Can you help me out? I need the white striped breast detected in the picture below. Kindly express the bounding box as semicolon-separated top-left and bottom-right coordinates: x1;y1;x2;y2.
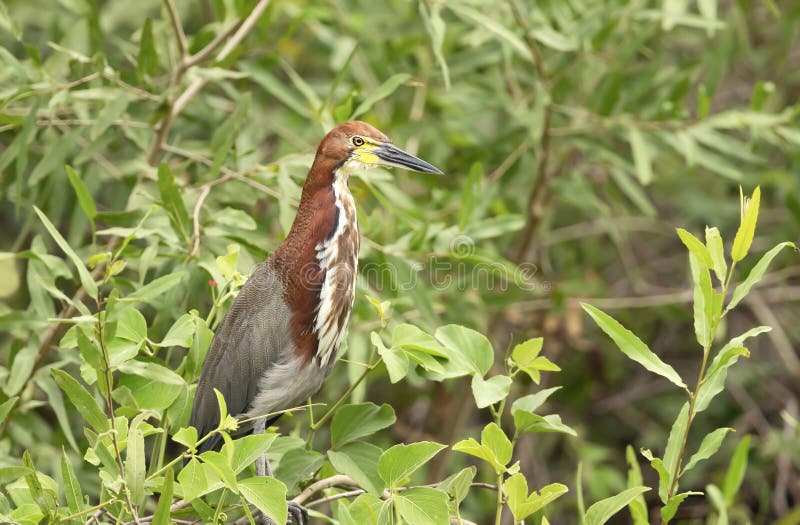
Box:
313;168;359;366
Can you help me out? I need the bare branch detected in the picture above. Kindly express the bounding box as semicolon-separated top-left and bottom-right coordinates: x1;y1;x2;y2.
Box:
292;475;360;504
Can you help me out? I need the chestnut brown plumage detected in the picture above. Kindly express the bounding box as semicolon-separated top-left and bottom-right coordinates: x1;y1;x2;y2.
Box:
189;121;442;525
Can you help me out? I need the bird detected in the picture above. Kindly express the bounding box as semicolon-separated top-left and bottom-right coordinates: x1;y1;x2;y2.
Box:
189;120;443;524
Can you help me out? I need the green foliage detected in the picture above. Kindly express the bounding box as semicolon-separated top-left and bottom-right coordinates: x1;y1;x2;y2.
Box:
584;187;794;523
1;0;798;523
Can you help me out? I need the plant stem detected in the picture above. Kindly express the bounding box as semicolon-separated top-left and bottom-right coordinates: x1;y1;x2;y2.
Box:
95;304;140;524
495;471;504;525
212;488;228;524
664;261;738;506
62;498;118;520
310;351;377;431
239;495;256;525
493;394;509;525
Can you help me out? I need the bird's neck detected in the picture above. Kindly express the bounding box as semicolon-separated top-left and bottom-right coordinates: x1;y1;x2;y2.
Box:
272;161;360;365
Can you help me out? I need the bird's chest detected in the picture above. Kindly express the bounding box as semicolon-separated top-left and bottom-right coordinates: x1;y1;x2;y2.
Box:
313;179;359;366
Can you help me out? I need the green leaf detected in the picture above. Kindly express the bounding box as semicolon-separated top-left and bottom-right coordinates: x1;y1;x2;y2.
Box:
178;458;213;502
453;424;511;475
511;337;561;383
628;127;653;185
274;448;324;495
239;476;287;525
512;412;578;437
641;449;670;504
683;428;733;474
199;451;238;492
351;73;411;119
663;403;690;489
328;442;385;495
36;375;79;452
137;18;160;76
5;345;35;396
434;324;494;375
209;94;251;179
118;360;185;386
661;491;702;523
584;486;650;525
470;374;512;409
582;303;685;388
395;487;449;525
531;26;578;51
722;435;750;505
392;324;448;358
21;450;48;515
731;186;760;262
505;474;568;522
695;326;770;412
373;332;409;383
689;253;714;347
419;1;450;90
331;403;396;448
61;450;84;514
157;313;195;348
677;228;714;269
449;4;530;59
706;484;728;525
123;271;184;304
33;206;97;299
65;166;97;221
173;427;198;451
0;396;17;426
705;226;727;283
511;386;562;415
726;242;796;312
225;433;277;475
152;467;174;525
625;446;649;525
245;65;311;118
114;307;147;344
482;422;512;466
157;164;191;243
437;466;475;511
125;420;146;502
378;441;445;489
51;369;109;432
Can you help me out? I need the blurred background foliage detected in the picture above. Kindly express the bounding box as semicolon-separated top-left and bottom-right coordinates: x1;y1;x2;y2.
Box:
0;0;798;522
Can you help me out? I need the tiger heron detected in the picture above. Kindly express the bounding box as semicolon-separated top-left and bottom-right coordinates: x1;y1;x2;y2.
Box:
189;121;443;524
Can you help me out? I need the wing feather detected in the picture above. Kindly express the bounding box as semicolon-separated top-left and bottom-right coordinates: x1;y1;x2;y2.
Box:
189;263;291;451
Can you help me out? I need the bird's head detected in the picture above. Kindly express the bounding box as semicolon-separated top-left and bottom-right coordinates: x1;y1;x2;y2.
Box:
315;120;443;177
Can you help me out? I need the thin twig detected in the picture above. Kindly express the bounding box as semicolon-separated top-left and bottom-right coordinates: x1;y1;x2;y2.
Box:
163;0;188;62
191;185;212;257
292;475;359;504
183;20;243;70
161;143;288;202
488;137;532;181
305;489;365;508
506;0;556;263
96;309;140;524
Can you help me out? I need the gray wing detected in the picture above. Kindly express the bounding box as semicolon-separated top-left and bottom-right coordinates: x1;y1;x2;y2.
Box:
190;263;292;450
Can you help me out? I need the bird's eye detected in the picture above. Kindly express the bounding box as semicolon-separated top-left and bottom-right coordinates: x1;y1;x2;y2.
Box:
351;136;365;147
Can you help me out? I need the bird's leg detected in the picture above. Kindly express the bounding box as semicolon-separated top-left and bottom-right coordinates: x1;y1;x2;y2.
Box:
252;419;307;525
253;418;275;477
